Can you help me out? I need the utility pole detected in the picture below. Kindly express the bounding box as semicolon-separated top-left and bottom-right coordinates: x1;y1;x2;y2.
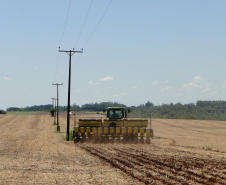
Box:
52;83;63;131
50;97;56;123
54;98;57;123
51;97;55;108
59;48;83;141
54;98;57;116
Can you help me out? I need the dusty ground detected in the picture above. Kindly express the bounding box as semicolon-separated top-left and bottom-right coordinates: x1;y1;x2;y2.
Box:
0;114;226;184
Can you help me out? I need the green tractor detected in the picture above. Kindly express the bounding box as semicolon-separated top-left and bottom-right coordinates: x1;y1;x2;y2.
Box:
74;107;153;144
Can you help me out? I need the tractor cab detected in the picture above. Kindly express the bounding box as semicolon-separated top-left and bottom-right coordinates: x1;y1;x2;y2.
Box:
103;107;130;120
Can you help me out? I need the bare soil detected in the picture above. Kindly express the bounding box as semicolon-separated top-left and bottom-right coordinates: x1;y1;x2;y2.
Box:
0;114;225;184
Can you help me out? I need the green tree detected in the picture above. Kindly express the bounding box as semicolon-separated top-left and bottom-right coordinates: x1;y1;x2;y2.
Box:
0;110;6;114
145;101;154;107
50;108;55;117
72;103;80;112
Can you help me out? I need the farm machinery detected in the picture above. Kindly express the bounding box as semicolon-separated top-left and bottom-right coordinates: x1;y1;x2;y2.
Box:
73;107;153;144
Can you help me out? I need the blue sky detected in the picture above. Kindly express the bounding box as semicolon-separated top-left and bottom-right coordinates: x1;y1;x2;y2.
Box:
1;0;226;110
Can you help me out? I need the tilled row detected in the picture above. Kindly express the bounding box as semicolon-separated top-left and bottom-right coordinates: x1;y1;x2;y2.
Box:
79;144;226;184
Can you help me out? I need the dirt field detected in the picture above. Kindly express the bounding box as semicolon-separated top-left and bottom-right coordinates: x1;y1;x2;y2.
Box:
0;114;226;184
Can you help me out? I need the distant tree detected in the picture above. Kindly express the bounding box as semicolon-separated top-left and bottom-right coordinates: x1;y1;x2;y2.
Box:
7;107;21;111
7;104;53;112
50;108;55;117
0;110;6;114
81;102;126;111
72;103;80;112
138;104;145;108
145;101;154;107
5;100;226;121
196;100;226;109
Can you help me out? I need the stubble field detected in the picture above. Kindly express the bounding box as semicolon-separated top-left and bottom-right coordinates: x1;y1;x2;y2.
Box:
0;114;225;184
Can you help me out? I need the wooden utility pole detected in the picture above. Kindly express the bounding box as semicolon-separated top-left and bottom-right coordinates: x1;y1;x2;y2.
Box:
52;83;63;131
58;48;83;141
54;98;57;123
50;97;56;123
51;98;55;108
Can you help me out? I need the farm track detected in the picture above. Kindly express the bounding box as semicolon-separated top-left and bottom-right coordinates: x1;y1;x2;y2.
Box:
79;143;226;185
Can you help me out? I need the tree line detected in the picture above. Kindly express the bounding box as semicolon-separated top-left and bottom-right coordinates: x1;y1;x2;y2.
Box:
129;101;226;121
5;100;226;121
6;102;126;112
6;104;53;112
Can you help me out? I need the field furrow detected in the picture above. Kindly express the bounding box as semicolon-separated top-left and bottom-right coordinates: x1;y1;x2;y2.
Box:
80;143;226;184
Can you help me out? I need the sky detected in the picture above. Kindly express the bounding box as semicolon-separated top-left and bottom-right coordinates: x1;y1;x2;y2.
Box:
1;0;226;110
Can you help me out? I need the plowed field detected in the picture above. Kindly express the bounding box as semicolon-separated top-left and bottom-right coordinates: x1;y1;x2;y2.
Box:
0;114;226;184
80;144;226;184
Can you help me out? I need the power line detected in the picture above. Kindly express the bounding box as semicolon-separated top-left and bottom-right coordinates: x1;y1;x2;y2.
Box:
71;54;81;77
59;0;72;47
82;0;113;48
56;0;112;83
53;52;60;82
70;0;113;82
54;0;72;84
74;0;94;49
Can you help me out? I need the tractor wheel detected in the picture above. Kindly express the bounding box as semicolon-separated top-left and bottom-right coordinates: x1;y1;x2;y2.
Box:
74;134;80;143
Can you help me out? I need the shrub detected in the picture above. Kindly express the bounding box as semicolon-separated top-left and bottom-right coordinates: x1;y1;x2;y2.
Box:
50;108;55;117
63;130;74;141
0;110;6;114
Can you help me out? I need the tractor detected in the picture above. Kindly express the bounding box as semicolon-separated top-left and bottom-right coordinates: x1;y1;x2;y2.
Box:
73;107;153;144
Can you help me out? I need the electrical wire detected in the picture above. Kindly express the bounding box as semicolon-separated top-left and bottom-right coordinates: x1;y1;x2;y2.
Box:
57;0;113;83
53;52;60;82
59;0;72;47
53;0;71;83
74;0;93;49
65;0;113;87
60;62;69;82
71;0;113;79
82;0;113;48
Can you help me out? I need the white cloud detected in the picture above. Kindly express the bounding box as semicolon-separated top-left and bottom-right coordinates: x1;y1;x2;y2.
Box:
202;87;211;92
210;91;217;96
150;81;158;86
193;76;203;83
89;76;114;85
88;81;100;85
183;82;199;89
99;76;114;82
222;81;226;88
131;86;136;89
160;86;171;91
182;76;203;89
4;77;12;81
